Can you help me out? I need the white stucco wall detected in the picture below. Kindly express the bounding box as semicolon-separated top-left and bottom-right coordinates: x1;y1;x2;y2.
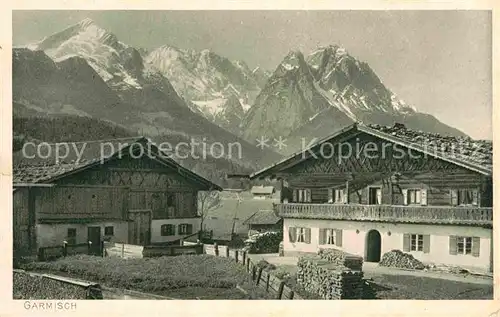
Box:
283;218;492;271
36;221;129;247
151;218;201;243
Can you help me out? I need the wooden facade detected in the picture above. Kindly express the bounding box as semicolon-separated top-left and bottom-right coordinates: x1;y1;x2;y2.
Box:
13;137;221;255
246;123;493;225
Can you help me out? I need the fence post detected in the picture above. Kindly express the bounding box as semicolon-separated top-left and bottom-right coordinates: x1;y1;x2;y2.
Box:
242;251;246;265
225;247;230;257
121;243;125;258
62;241;68;257
246;257;250;272
289;291;295;299
252;265;257;281
100;241;105;257
214;243;219;256
266;274;270;291
235;250;239;263
37;248;45;262
277;281;285;299
256;267;263;285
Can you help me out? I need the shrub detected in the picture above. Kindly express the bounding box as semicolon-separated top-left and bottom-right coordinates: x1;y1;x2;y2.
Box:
245;231;282;254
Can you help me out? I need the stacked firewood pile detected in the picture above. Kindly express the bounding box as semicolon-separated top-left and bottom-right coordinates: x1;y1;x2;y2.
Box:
379;250;425;270
297;255;364;299
317;248;363;271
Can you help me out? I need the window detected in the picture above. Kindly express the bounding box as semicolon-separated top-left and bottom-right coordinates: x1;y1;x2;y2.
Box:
288;227;311;244
67;228;77;245
407;189;421;205
293;189;311;203
104;226;114;236
167;193;176;207
319;228;343;246
410;234;423;251
328;188;346;204
403;233;430;253
178;223;193;235
450;236;479;256
368;187;382;205
457;237;472;255
161;224;175;236
297;228;306;242
326;229;336;245
402;188;427;206
454;189;479;206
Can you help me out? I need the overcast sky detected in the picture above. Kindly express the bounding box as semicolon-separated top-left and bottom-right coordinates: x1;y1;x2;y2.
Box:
13;10;492;139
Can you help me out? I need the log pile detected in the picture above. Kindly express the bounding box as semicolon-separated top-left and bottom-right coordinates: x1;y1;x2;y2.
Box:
379;250;425;270
317;248;363;271
297;255;364;299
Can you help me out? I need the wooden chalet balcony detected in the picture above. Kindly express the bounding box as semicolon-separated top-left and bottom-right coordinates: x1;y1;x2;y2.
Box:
275;203;493;226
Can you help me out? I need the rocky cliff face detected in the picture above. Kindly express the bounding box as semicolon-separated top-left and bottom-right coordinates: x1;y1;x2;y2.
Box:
242;45;467;154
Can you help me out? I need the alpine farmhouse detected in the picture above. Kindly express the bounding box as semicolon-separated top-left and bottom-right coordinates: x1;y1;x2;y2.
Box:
248;123;493;272
13;137;221;257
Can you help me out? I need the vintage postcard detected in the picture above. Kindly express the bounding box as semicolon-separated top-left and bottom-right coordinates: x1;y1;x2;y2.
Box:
1;2;499;317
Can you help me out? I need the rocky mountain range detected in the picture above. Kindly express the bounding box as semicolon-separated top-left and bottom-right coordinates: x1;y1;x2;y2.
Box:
14;18;469;168
242;46;467;154
13;18;281;181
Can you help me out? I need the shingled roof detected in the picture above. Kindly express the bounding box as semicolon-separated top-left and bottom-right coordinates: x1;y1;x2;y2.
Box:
250;186;275;195
249;122;492;179
13;136;222;190
243;209;282;225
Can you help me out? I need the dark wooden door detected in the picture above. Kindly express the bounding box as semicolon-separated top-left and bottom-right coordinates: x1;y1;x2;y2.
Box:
87;227;102;256
128;210;151;246
366;230;381;262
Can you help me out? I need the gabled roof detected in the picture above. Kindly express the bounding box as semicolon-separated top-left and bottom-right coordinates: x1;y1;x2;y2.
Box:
249;123;492;179
250;186;275;195
243;209;281;225
13;136;222;190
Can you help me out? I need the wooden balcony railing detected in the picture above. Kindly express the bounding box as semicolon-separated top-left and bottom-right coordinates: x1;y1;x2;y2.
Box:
274;203;493;226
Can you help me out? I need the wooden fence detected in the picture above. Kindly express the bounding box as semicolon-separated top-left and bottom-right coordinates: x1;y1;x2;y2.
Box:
103;242;204;259
38;242;98;261
203;243;301;300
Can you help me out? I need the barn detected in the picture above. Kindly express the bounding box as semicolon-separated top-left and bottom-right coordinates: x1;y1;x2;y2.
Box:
13;137;221;257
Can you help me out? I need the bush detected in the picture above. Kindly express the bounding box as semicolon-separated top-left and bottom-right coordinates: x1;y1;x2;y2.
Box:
245;231;282;254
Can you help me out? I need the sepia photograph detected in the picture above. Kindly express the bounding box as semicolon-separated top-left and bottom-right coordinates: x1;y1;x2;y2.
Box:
10;9;493;303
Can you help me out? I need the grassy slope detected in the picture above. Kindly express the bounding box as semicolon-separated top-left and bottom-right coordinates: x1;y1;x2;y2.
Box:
21;255;270;299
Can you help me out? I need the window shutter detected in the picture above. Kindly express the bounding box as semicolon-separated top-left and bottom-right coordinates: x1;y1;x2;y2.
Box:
319;228;325;244
288;227;297;242
178;224;183;234
187;224;193;235
335;229;343;247
472;189;479;206
402;189;408;205
472;237;480;257
423;234;430;253
450;189;458;206
305;228;311;244
420;189;428;206
328;189;333;203
376;188;382;204
403;233;410;252
306;189;312;202
449;236;458;255
293;190;297;203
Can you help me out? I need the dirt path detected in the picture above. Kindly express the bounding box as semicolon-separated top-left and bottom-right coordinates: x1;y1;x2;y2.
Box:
363;262;493;285
248;253;493;285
